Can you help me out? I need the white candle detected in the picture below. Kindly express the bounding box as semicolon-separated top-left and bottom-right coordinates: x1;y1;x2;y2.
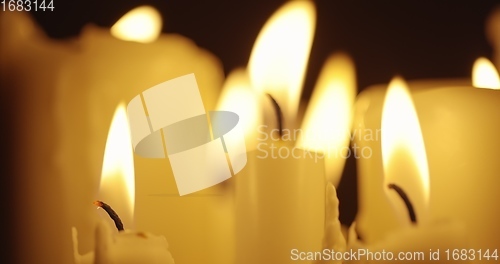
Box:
73;220;175;264
0;7;224;263
73;103;176;264
58;7;224;263
223;2;331;263
354;59;500;249
353;78;470;243
0;11;75;264
347;77;469;264
234;146;325;264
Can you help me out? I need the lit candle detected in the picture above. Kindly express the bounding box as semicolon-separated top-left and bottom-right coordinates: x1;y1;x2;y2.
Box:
225;2;327;263
72;104;175;264
83;9;225;264
354;61;500;250
347;77;468;264
60;6;224;263
0;7;224;263
127;73;248;264
353;77;469;243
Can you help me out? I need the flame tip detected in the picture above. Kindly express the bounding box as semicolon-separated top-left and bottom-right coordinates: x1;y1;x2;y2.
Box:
248;0;316;120
472;57;500;89
111;5;162;43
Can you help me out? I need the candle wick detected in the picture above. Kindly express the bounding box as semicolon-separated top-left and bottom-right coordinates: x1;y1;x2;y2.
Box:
387;184;417;224
266;93;283;138
94;200;124;231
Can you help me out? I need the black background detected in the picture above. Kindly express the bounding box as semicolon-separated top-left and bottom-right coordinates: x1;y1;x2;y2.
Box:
30;0;499;93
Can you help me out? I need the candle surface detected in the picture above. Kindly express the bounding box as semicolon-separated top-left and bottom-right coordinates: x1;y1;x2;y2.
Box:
0;8;224;264
73;221;175;264
235;145;325;264
354;74;500;249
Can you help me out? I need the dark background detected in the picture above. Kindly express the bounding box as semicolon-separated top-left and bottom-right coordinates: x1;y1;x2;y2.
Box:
28;0;498;227
30;0;499;92
1;0;494;262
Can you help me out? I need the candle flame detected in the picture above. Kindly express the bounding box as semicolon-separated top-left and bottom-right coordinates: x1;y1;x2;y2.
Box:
248;0;315;124
297;53;357;184
111;6;162;43
99;103;135;227
216;69;262;150
381;77;429;220
472;57;500;89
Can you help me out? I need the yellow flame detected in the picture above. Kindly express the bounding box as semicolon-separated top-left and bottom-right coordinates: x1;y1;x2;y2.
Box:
472;57;500;89
99;103;135;226
111;6;162;43
216;69;262;150
297;54;356;184
381;77;430;208
248;0;315;124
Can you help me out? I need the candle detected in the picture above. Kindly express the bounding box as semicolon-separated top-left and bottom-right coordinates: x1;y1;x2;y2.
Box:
216;1;329;263
411;60;500;250
353;78;469;243
57;7;224;264
0;11;75;264
73;220;175;264
354;60;500;249
127;73;249;264
72;104;175;264
234;147;325;264
0;7;224;263
346;77;468;264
